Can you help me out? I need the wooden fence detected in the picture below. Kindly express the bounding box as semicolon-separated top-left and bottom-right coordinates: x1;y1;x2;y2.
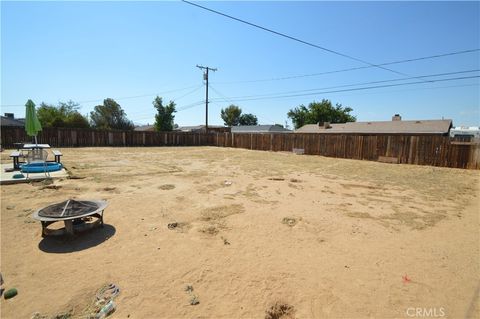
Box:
1;126;479;169
0;127;214;148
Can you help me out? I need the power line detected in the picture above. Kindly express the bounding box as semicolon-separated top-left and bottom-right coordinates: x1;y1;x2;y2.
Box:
211;49;480;85
123;86;205;120
0;84;201;108
208;84;277;124
130;100;205;122
210;69;480;101
171;85;204;102
210;75;480;103
182;0;421;78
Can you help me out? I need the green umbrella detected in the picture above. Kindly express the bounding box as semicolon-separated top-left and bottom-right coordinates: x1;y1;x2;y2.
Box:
25;99;42;145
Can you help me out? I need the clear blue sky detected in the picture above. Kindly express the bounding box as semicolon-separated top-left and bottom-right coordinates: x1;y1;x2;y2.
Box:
2;1;479;127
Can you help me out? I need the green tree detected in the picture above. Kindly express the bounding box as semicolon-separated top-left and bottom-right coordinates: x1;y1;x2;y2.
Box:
153;96;176;131
287;99;356;129
37;100;89;128
90;98;134;130
239;113;258;126
220;105;242;126
66;112;90;128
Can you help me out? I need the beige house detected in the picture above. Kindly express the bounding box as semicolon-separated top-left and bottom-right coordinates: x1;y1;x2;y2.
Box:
295;114;452;135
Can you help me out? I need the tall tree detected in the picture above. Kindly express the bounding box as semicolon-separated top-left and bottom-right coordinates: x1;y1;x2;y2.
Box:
239;113;258;126
90;98;134;130
287;99;356;129
37;100;89;128
220;105;242;126
153;96;176;131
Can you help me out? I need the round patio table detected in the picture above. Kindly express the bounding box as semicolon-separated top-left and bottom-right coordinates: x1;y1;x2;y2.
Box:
32;199;108;237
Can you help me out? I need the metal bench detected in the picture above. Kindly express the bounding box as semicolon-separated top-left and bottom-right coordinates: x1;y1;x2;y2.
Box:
9;151;22;169
52;150;63;164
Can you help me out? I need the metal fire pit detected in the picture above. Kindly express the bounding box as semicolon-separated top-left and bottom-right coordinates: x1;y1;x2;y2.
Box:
32;199;108;237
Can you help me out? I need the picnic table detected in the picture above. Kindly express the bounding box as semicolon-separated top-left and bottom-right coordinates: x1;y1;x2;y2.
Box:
9;144;63;170
22;144;51;149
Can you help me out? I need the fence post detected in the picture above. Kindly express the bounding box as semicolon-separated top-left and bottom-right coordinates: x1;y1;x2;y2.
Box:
108;132;113;145
122;132;126;146
71;130;77;147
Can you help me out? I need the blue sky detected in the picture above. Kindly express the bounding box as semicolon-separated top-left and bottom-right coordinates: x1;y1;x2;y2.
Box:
1;1;479;127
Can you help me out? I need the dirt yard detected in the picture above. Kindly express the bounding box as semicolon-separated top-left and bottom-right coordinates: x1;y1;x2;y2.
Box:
1;147;479;318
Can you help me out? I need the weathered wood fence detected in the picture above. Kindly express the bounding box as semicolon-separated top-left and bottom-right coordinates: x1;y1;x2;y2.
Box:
1;127;479;169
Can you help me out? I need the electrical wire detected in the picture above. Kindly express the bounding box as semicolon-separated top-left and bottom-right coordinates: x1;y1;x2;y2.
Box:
208;84;277;124
0;84;201;108
211;49;480;85
182;0;427;79
210;69;480;101
209;75;480;103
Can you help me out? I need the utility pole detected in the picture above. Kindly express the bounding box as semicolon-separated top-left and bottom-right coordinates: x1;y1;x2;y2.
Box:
196;65;217;133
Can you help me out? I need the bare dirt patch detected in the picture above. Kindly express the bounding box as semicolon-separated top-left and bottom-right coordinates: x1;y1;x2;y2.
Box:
1;147;478;319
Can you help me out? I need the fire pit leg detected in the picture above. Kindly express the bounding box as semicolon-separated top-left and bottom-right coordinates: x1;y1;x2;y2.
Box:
41;221;47;237
64;220;75;236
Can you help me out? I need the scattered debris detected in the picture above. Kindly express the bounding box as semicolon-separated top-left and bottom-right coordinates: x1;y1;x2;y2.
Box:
289;178;301;183
292;148;305;155
103;187;116;191
189;295;200;305
6;205;15;210
224;180;233;186
68;175;86;180
402;274;412;284
159;184;175;190
96;283;120;302
4;288;18;299
282;217;298;227
268;177;285;181
199;225;219;235
40;185;62;190
168;222;178;230
184;285;199;305
221;236;231;245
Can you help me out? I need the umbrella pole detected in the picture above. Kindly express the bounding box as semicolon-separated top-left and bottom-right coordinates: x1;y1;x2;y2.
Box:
35;136;38;146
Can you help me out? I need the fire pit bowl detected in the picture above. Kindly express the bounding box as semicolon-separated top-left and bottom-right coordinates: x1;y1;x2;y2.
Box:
32;199;108;237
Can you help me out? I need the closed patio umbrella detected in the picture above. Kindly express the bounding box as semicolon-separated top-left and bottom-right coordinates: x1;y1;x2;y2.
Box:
25;99;42;145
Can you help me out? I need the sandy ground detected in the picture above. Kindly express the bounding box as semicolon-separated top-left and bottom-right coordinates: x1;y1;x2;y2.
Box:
0;146;479;319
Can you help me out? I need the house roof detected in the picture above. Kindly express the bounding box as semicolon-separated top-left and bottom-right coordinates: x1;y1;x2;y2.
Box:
0;116;25;127
231;125;292;133
295;119;452;134
176;125;226;132
134;125;155;131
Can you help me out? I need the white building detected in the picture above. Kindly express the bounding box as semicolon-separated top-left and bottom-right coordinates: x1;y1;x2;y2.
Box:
449;126;480;139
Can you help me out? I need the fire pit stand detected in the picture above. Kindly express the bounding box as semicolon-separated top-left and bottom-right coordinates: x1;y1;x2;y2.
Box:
32;199;108;237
